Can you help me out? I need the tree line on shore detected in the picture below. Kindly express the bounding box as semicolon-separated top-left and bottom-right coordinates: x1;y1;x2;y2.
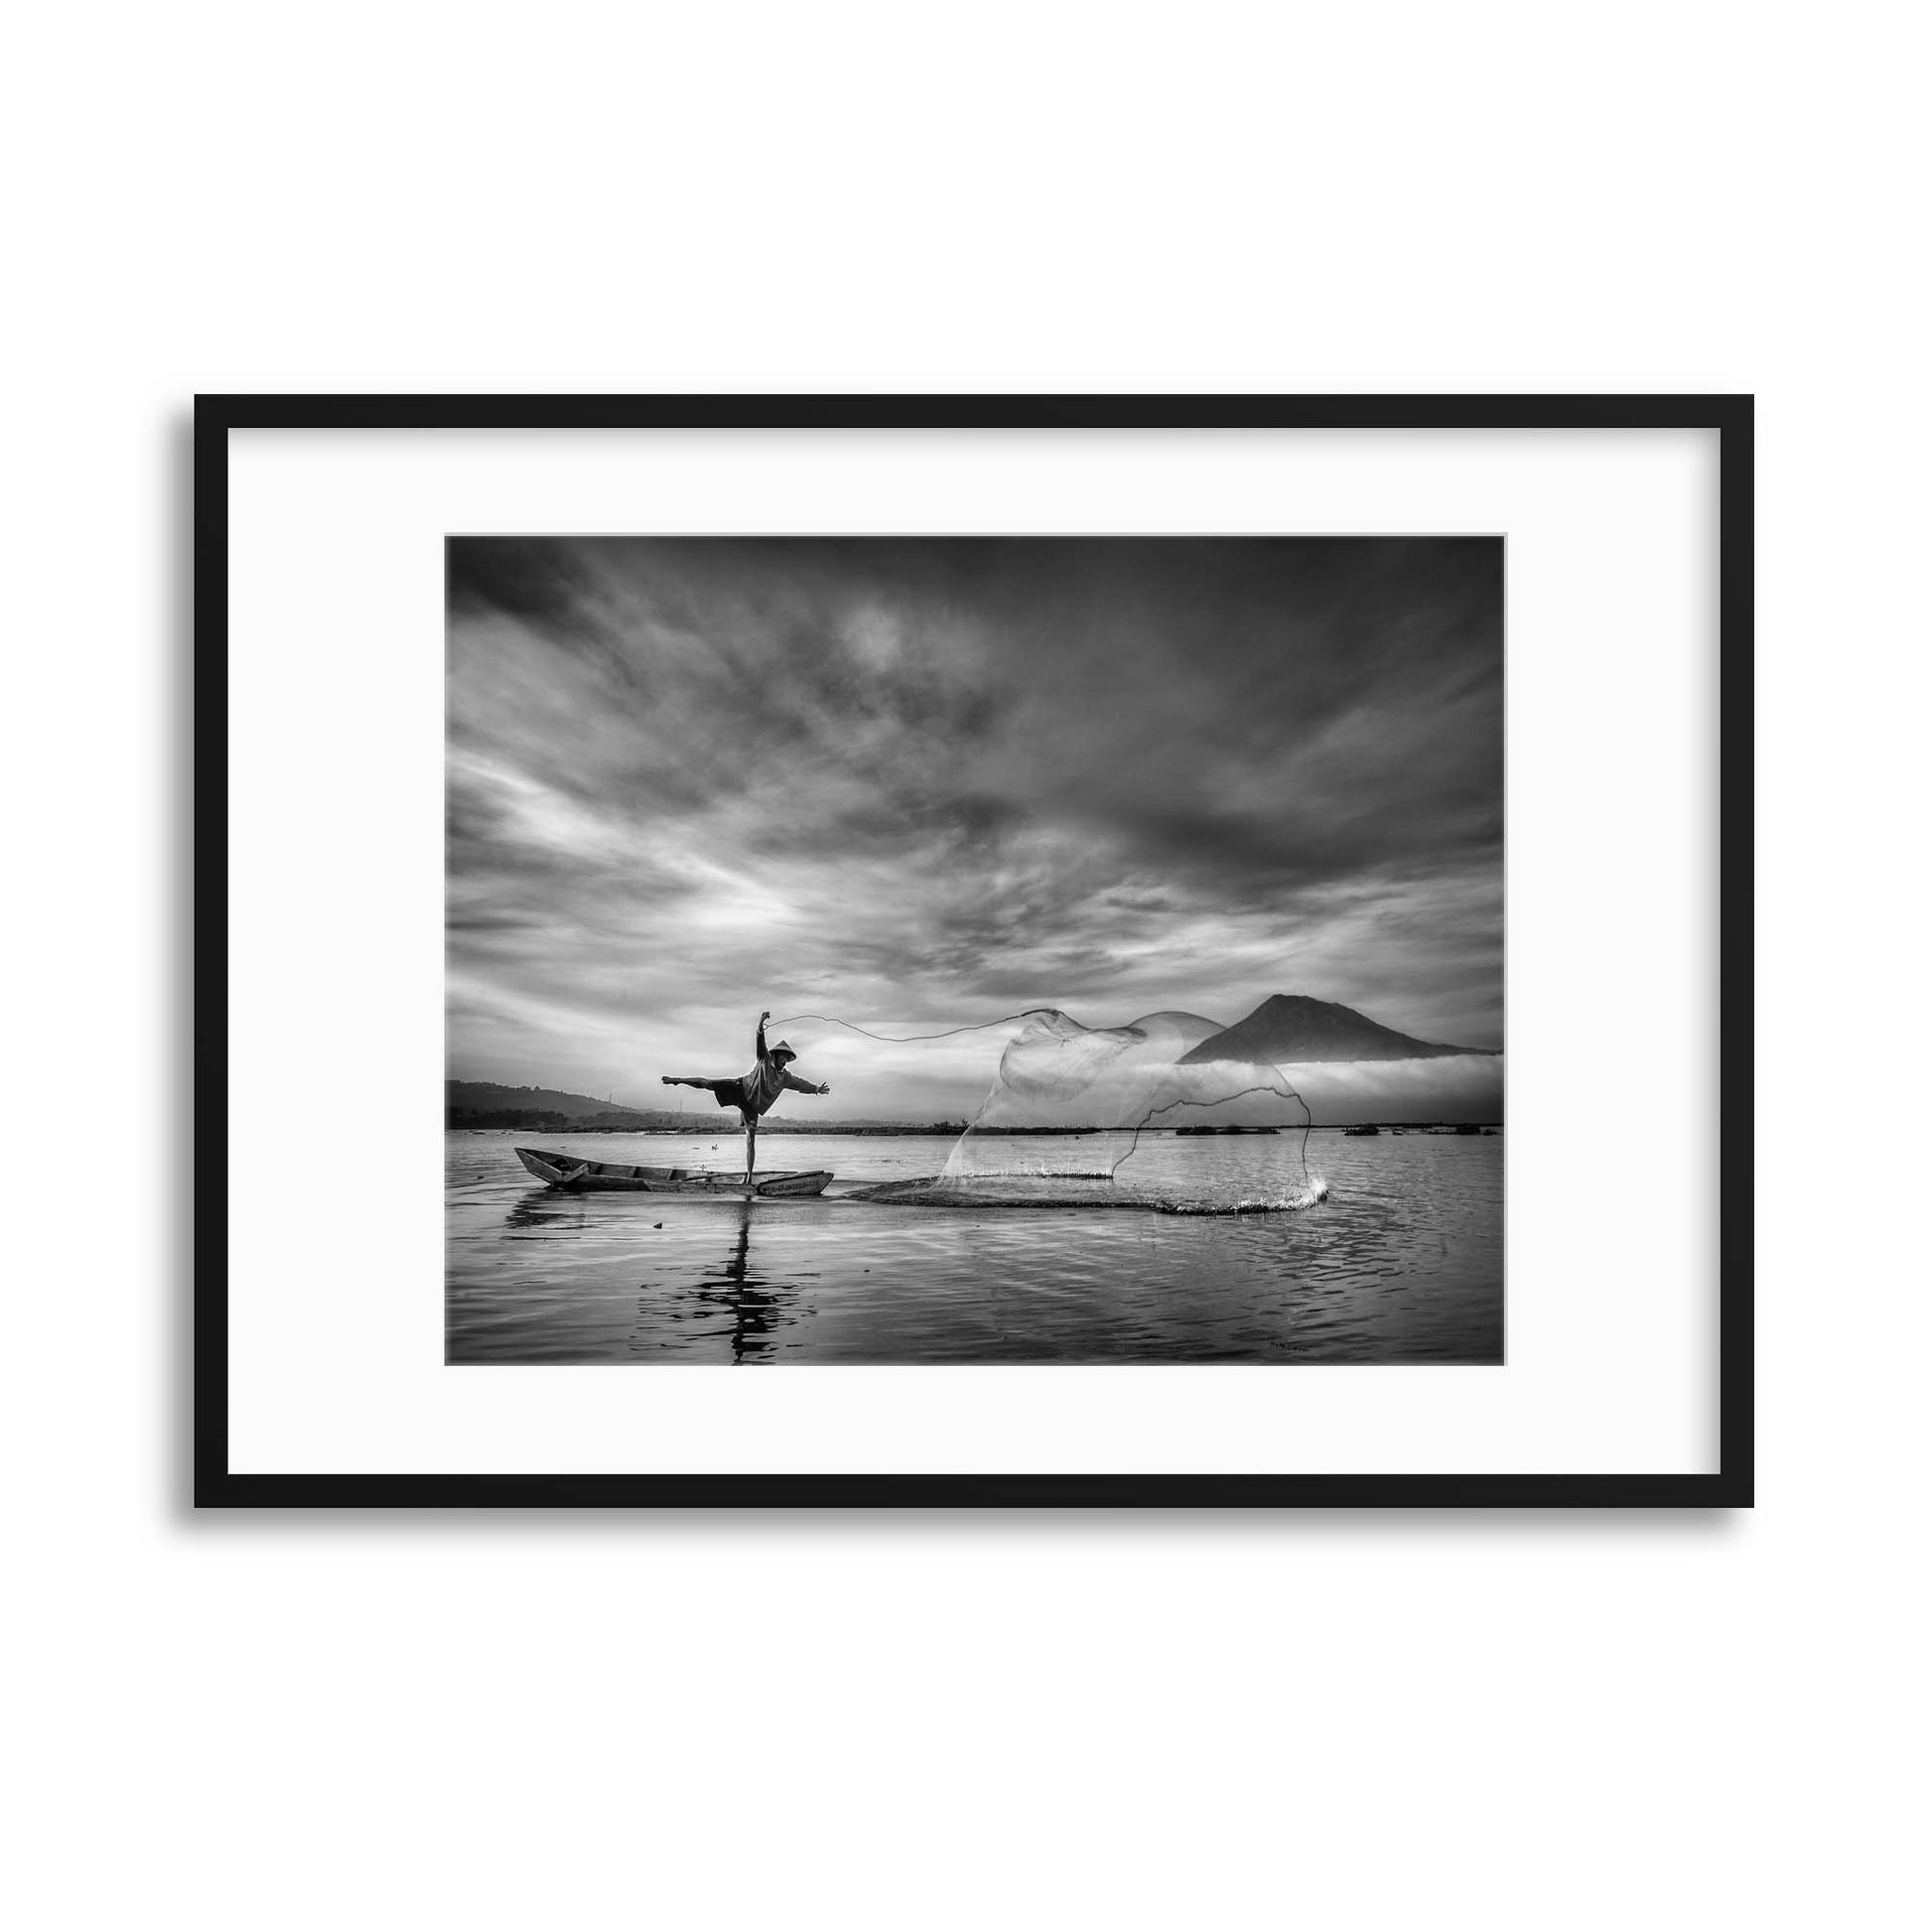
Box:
448;1105;985;1136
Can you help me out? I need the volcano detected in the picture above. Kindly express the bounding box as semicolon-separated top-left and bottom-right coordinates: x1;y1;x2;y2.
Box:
1176;994;1495;1065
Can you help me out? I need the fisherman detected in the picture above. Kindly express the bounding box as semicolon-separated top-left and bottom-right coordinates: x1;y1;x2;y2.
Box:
661;1012;832;1183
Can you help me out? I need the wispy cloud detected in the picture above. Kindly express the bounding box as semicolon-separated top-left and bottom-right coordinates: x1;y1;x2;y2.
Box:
448;538;1502;1105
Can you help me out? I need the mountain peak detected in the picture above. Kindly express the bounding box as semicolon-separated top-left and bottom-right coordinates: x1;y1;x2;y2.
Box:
1176;994;1491;1065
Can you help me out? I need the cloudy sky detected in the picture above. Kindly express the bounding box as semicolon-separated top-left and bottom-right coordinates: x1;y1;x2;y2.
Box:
448;537;1502;1114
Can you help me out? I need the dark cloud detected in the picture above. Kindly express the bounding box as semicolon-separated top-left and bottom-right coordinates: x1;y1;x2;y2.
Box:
447;537;1502;1099
447;536;587;623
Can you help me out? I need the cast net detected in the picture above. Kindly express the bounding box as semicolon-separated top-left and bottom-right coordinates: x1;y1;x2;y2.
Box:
768;1008;1327;1213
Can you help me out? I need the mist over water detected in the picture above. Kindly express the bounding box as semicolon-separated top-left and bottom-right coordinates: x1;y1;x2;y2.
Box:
446;1128;1502;1364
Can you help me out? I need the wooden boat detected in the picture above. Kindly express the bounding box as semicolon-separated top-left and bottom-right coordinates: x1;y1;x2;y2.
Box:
514;1147;833;1196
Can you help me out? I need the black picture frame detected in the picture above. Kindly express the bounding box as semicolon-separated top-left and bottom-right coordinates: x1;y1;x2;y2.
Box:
195;393;1751;1508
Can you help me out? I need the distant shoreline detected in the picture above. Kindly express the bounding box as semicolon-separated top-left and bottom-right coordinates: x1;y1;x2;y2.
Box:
450;1118;1502;1136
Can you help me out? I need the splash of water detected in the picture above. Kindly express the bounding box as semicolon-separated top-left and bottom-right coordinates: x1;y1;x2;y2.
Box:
773;1006;1322;1208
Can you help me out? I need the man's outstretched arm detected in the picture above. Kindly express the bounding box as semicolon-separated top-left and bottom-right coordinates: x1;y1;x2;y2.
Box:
756;1009;771;1061
780;1069;831;1096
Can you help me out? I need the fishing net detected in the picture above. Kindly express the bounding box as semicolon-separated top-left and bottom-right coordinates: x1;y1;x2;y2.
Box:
769;1008;1327;1213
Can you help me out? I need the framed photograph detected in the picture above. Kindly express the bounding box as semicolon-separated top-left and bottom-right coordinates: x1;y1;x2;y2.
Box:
198;395;1749;1507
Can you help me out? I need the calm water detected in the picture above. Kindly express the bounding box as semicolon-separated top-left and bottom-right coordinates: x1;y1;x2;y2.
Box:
446;1129;1503;1364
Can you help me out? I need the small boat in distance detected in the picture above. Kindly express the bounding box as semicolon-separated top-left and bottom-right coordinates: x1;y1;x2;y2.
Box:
1343;1124;1381;1137
514;1148;833;1196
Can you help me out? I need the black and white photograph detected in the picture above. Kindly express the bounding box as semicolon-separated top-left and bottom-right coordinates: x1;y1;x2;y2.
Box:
35;0;1932;1912
446;535;1504;1364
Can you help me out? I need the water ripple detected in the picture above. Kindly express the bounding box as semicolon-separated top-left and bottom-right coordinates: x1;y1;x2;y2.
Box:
445;1129;1502;1364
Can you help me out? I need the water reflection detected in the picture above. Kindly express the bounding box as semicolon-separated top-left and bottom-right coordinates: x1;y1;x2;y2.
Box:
504;1189;589;1233
450;1134;1504;1365
634;1205;810;1363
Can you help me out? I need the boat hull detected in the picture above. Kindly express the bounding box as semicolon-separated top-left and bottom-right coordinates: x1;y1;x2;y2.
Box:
514;1147;832;1196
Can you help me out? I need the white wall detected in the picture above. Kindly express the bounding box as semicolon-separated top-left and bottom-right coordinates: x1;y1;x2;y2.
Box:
5;6;1924;1927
